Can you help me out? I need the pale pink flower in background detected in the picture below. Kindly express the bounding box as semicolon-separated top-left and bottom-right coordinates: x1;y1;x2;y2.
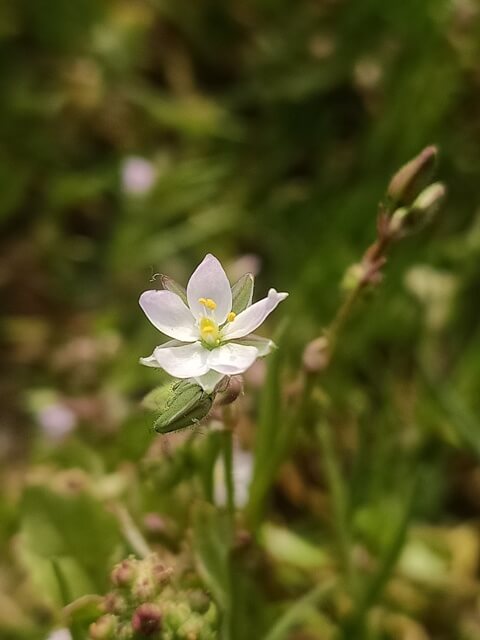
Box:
46;629;72;640
139;254;288;392
37;402;77;441
121;156;156;196
227;253;261;281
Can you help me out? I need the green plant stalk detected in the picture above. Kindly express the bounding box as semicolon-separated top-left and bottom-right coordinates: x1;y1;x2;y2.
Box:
344;476;417;638
222;405;236;521
262;578;337;640
316;422;353;588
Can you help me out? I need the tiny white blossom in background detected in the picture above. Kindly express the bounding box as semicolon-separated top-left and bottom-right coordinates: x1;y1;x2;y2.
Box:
46;629;72;640
139;254;288;392
121;156;156;196
36;402;77;441
214;446;253;508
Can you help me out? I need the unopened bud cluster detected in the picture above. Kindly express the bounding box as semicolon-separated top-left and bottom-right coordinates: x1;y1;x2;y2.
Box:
88;554;217;639
387;146;446;238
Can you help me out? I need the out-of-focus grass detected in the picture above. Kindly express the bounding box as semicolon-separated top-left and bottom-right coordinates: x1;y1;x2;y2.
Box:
2;1;480;638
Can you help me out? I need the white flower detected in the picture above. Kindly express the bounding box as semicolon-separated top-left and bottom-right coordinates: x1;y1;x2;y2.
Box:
139;254;288;392
214;445;253;508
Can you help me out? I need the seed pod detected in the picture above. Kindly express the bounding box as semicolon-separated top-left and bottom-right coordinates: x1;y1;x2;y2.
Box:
153;380;213;434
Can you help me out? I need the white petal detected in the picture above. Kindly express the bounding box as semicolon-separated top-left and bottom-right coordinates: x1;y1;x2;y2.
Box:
140;340;184;368
139;353;160;368
194;370;226;393
222;289;288;340
186;254;232;324
235;335;275;357
153;342;210;378
139;290;197;341
208;343;259;375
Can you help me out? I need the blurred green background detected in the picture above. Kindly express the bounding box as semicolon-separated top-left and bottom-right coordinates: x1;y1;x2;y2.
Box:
2;0;480;638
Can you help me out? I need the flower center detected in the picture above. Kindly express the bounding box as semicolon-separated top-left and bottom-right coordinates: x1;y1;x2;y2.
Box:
197;298;237;348
199;317;220;347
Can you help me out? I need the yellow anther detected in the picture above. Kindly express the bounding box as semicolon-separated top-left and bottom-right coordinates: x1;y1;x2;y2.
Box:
198;297;217;310
227;312;236;322
202;325;215;334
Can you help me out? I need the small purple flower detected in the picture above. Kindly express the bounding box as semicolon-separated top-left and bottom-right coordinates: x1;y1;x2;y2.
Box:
121;156;156;196
37;402;77;441
46;630;72;640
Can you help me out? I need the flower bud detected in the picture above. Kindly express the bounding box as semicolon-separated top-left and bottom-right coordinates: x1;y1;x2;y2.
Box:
111;558;137;588
89;614;117;640
411;182;446;217
387;145;437;206
103;592;127;615
132;603;162;636
303;336;330;373
390;183;446;236
153;380;213;434
214;375;243;406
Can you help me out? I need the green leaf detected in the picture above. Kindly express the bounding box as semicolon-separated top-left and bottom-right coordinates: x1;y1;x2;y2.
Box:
231;274;254;314
246;322;289;530
193;504;232;612
19;485;122;603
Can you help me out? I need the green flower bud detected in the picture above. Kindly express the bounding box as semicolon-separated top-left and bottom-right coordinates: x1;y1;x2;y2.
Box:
411;182;446;217
153;380;213;434
89;614;117;640
387;145;437;206
390;183;446;235
231;273;254;314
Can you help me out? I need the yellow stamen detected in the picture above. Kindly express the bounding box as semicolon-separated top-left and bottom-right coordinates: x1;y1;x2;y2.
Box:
198;297;217;310
227;311;236;322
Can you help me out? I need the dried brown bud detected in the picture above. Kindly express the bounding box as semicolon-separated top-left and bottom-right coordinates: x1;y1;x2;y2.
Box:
214;376;244;406
132;603;162;636
303;336;330;373
387;146;437;206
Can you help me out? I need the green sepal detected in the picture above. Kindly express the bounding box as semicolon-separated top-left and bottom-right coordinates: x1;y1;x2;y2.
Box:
161;275;188;305
231;273;254;314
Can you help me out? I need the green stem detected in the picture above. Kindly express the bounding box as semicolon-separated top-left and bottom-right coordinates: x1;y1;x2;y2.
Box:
223;429;235;519
262;578;337;640
317;422;353;588
113;503;151;558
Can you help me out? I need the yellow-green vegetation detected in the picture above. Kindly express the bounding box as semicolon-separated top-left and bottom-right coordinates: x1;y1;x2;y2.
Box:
2;1;480;639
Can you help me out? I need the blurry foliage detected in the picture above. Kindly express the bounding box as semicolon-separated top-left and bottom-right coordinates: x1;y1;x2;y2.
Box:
2;0;480;638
